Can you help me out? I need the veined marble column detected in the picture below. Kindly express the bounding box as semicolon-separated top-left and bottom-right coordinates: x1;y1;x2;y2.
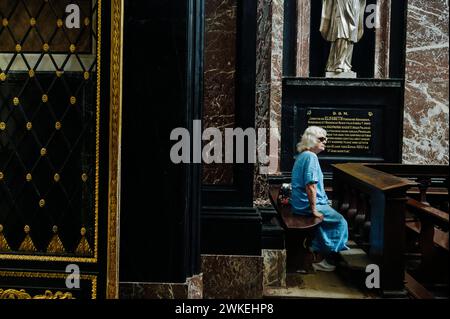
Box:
374;0;391;78
254;0;284;204
202;0;237;185
296;0;310;77
403;0;449;164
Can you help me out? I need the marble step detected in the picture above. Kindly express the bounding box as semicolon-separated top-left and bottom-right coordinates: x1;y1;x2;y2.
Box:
338;240;372;271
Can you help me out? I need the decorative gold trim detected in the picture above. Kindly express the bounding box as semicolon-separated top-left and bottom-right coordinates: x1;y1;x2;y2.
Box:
0;225;11;252
0;289;74;299
0;254;97;263
107;0;123;299
75;228;93;256
18;225;37;252
94;0;102;276
46;226;65;254
0;271;97;299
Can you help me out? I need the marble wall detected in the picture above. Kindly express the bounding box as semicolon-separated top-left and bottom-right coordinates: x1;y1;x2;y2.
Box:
202;0;237;185
254;0;284;204
403;0;449;164
296;0;310;77
119;274;203;299
262;249;286;288
374;0;391;78
201;254;263;298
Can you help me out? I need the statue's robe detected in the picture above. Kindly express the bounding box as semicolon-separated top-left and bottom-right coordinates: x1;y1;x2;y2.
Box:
320;0;366;43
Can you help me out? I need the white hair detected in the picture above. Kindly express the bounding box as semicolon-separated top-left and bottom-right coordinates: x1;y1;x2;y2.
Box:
296;126;327;152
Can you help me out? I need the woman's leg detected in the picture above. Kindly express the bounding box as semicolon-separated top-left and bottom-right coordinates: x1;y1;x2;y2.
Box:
310;205;349;256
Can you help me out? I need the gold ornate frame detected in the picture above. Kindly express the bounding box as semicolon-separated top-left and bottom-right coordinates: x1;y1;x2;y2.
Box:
106;0;124;299
0;0;102;265
0;271;97;299
0;0;124;299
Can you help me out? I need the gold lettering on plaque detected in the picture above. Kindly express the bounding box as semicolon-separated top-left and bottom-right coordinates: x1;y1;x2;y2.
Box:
307;111;373;154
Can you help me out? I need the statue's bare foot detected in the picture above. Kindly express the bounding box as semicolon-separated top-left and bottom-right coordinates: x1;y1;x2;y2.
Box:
335;68;344;73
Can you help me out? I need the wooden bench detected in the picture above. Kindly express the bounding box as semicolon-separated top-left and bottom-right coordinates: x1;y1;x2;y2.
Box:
405;197;449;286
269;184;322;272
404;272;434;299
406;198;449;251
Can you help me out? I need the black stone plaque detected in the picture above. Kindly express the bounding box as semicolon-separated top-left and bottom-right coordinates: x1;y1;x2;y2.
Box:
281;79;404;175
305;107;382;157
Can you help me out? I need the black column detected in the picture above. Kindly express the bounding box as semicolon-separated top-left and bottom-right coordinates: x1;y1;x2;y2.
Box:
120;0;202;283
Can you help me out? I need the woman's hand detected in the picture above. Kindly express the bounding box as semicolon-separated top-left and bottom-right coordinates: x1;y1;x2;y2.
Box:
312;210;324;219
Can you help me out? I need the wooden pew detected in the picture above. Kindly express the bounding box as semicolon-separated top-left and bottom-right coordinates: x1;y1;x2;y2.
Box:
269;184;322;272
367;163;449;211
332;163;417;296
404;272;434;299
405;197;449;286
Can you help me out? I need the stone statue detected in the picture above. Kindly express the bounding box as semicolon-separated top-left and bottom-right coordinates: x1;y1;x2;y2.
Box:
320;0;366;77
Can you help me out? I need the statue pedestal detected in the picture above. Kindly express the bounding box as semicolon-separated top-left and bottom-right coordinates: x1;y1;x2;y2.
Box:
326;71;357;78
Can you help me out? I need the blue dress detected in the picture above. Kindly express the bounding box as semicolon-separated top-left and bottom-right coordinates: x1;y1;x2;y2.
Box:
291;151;349;254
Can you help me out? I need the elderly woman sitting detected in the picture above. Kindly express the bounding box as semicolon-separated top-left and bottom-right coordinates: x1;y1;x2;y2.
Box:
290;126;349;271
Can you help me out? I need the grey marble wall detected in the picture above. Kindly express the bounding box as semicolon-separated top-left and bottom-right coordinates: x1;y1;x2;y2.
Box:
403;0;449;164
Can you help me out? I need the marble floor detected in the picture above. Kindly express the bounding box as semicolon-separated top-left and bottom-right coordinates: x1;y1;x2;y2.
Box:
264;271;377;299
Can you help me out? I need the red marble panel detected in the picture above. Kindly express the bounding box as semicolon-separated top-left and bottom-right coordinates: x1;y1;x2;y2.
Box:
202;0;237;185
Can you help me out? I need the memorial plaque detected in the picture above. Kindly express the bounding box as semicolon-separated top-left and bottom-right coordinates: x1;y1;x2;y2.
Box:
305;107;382;157
281;79;403;174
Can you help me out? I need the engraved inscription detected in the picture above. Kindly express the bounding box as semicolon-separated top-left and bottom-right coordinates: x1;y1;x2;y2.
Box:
306;109;375;155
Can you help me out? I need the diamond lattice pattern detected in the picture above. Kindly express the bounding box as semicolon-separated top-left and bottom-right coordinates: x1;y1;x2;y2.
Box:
0;0;97;256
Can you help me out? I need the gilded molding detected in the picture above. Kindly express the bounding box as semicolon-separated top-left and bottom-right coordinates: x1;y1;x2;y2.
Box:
107;0;123;299
0;225;11;252
0;289;74;299
0;271;97;299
